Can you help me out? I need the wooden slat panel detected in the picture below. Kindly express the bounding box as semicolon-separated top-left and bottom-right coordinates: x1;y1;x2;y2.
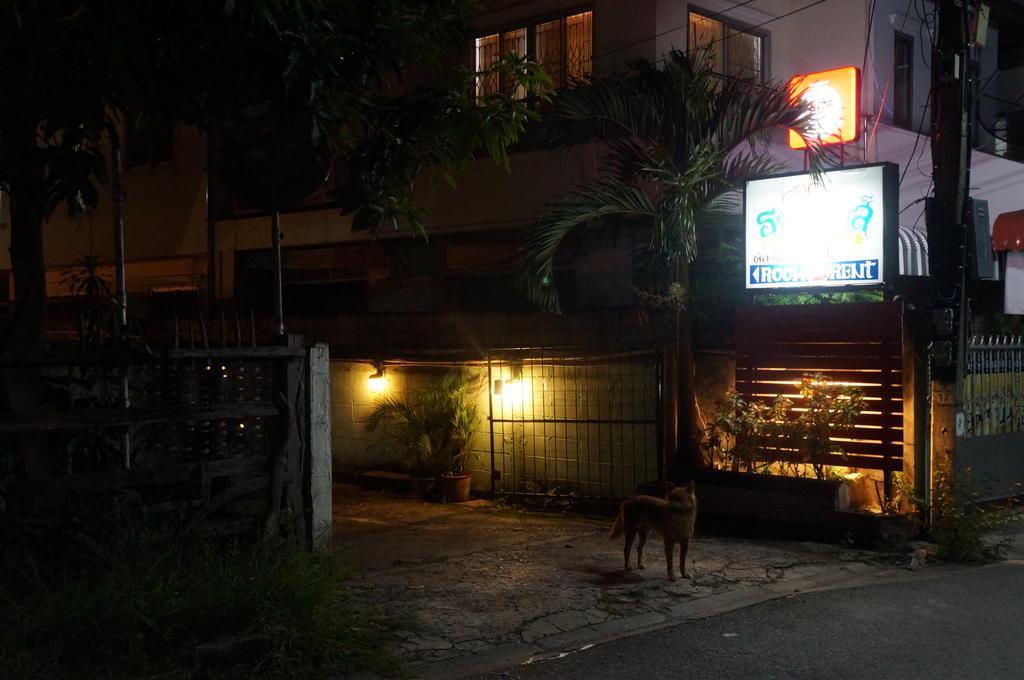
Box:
742;343;892;358
830;424;903;439
735;355;900;370
737;378;902;396
734;302;905;473
736;302;902;342
763;450;903;471
735;368;902;384
761;440;901;457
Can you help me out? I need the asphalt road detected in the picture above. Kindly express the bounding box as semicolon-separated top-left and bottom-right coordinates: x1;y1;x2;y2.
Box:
469;560;1024;680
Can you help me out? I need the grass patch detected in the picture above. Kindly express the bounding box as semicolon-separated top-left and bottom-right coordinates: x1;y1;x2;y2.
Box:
0;516;402;679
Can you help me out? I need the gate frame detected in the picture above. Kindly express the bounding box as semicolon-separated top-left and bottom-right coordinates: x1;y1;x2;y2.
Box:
485;345;664;500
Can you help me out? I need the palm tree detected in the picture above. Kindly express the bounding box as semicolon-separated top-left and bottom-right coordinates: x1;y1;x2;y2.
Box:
518;49;826;476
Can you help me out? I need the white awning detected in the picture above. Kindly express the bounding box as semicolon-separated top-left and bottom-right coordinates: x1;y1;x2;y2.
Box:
898;225;929;276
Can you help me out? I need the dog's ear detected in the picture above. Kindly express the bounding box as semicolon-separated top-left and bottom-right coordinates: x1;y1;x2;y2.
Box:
681;480;695;492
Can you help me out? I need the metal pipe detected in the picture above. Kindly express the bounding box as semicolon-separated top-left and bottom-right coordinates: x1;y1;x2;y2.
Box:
272;210;284;336
487;349;495;496
111;136;128;328
205;129;217;311
111;132;130;467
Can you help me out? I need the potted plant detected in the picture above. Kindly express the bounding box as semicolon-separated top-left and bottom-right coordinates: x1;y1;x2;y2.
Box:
364;369;482;502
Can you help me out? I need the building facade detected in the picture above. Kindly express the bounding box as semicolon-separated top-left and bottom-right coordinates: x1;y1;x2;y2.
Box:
3;0;1023;498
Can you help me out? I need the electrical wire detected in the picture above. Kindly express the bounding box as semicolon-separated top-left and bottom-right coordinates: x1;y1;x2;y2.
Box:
592;0;831;66
980;90;1024;114
914;0;935;70
898;0;937;188
861;0;877;79
899;196;928;214
977;117;1013;145
591;0;761;63
868;0;915;156
870;65;895;116
899;84;932;187
911;178;932;229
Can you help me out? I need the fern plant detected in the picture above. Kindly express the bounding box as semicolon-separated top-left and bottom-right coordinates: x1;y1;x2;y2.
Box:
364;369;482;477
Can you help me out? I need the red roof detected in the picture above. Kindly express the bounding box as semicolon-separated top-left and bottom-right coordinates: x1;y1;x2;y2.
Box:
993;209;1024;252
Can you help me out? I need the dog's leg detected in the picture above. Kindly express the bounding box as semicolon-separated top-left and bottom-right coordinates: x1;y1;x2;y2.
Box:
623;523;636;571
678;537;691;578
664;540;676;581
636;526;648;569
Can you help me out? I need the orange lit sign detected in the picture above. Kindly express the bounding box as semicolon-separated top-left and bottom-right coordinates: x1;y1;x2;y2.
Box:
787;66;861;149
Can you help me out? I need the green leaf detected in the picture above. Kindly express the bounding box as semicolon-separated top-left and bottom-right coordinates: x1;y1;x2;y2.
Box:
351;206;382;233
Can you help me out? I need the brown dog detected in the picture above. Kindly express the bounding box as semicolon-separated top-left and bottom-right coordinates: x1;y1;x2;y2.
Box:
609;482;697;581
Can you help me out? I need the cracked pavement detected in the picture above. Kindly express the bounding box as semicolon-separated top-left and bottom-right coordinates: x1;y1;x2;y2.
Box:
332;483;909;679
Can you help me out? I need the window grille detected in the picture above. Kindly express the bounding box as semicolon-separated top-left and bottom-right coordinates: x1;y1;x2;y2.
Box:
688;10;763;83
475;10;593;98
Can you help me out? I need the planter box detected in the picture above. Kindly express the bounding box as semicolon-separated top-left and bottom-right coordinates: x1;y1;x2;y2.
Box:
638;469;853;530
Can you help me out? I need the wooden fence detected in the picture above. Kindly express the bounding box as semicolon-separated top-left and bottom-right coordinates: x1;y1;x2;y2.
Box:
734;302;905;474
0;337;331;548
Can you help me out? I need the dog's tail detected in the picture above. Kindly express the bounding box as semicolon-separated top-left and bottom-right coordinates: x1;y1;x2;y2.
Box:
609;503;626;539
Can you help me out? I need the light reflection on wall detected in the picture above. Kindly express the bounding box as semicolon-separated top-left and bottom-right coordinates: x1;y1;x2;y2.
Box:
493;365;530;410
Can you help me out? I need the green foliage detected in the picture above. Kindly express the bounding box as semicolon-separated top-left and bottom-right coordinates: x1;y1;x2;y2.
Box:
59;255;114;302
704;374;864;480
0;0;548;352
704;390;791;473
912;467;1018;563
792;374;865;479
365;369;483;477
757;291;884;305
0;516;399;679
518;47;829;313
989;313;1024;336
342;53;551;237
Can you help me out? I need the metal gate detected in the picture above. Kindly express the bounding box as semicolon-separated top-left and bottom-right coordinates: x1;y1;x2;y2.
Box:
956;335;1024;501
486;346;662;499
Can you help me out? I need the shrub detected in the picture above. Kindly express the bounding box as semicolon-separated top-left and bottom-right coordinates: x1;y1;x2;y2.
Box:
0;514;399;679
704;374;864;479
921;466;1018;563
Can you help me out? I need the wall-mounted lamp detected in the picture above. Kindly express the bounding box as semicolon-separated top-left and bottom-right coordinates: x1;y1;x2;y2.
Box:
368;362;388;394
493;363;525;405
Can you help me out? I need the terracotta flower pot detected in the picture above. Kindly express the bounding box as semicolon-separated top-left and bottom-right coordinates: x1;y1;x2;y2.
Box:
440;474;472;503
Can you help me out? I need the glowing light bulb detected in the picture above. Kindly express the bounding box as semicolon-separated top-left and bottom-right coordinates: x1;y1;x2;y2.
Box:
368;367;388;394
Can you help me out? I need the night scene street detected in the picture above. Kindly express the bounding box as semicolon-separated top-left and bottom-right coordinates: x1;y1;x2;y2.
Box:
2;1;1024;679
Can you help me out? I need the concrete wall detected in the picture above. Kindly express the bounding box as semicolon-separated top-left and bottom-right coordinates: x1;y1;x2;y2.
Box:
330;362;492;489
331;355;663;498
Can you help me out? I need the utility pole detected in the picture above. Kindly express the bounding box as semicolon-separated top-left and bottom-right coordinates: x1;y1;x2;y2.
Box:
927;0;974;487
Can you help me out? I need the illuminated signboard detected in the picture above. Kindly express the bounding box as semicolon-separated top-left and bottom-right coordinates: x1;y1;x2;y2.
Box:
744;163;898;290
788;66;861;149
